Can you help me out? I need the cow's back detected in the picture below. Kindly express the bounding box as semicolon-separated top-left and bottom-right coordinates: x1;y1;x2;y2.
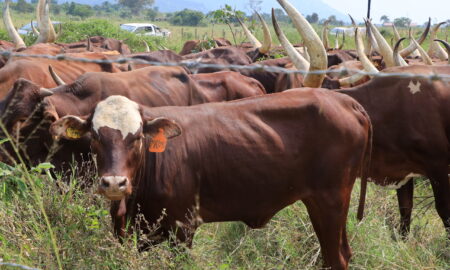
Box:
138;89;370;227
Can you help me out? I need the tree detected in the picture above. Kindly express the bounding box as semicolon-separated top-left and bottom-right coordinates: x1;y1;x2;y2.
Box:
306;12;318;24
13;0;34;13
394;17;412;27
118;0;154;14
209;5;246;44
327;15;337;24
169;9;204;26
67;2;94;19
380;15;390;24
146;7;159;21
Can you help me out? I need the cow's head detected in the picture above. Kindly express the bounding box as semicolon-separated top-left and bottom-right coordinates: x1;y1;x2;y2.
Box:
0;79;56;164
50;95;181;201
0;79;54;132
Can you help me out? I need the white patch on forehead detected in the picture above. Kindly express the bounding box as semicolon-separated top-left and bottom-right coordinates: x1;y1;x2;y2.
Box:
92;95;142;139
408;80;421;94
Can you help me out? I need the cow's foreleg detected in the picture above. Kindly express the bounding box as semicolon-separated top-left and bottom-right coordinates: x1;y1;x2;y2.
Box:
304;191;351;270
396;179;414;237
427;168;450;238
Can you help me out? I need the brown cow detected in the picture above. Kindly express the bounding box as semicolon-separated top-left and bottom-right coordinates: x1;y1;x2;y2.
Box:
126;50;184;70
58;36;131;54
50;90;371;270
0;52;122;98
0;67;265;169
179;38;232;56
336;65;450;237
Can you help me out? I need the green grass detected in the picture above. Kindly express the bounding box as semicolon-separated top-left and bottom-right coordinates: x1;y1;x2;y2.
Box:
0;160;448;269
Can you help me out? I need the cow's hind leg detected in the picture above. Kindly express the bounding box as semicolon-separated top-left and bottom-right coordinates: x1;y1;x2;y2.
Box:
303;190;351;270
396;179;414;237
426;167;450;238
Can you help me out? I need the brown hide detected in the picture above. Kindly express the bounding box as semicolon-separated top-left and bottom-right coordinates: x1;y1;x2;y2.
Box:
61;36;131;54
59;89;371;270
182;47;253;73
179;38;232;55
0;67;265;169
126;50;183;70
0;52;122;98
338;65;450;236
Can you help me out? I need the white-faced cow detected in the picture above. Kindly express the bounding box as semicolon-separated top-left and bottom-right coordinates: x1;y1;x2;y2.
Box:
51;90;372;270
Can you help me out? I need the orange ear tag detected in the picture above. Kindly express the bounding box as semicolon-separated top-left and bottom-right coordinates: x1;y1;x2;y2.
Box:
149;128;167;153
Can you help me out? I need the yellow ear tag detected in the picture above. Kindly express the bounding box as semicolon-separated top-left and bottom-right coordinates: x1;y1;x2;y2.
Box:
149;128;167;153
66;127;82;139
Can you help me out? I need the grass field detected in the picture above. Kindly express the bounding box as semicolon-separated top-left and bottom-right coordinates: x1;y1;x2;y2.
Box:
0;8;449;270
0;160;448;269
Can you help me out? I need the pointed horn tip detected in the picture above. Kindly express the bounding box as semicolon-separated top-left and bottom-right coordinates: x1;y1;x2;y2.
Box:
39;88;54;98
394;37;407;51
48;65;66;86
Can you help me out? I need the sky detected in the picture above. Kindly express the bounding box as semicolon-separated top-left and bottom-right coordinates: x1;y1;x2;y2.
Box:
322;0;449;24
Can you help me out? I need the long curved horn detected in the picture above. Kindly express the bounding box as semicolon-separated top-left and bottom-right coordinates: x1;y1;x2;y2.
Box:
2;0;26;49
434;39;450;64
35;0;50;44
40;0;57;42
392;24;403;50
36;0;42;29
86;36;92;52
237;17;262;48
338;32;345;50
367;19;407;67
334;32;339;50
321;19;330;50
428;22;448;61
399;18;431;57
393;38;407;66
31;20;40;36
48;65;66;86
277;0;327;88
339;27;378;87
355;28;378;74
364;19;378;56
409;30;432;65
272;8;309;71
255;11;272;54
142;40;150;52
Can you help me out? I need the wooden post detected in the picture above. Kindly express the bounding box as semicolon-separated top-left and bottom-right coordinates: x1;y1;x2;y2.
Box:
195;28;198;39
181;28;184;39
222;29;226;38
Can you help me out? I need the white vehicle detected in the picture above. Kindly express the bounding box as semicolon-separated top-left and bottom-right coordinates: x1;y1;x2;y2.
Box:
330;27;365;37
120;23;171;37
18;21;61;35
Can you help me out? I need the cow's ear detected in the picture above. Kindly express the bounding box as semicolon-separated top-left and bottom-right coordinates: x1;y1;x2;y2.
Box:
42;101;59;123
143;117;182;139
50;115;90;140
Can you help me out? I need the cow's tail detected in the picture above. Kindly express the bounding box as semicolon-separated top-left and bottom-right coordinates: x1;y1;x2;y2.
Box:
357;106;372;221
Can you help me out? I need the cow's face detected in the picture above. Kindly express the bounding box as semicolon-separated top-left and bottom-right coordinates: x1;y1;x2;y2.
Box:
50;95;181;201
0;79;55;164
0;79;54;132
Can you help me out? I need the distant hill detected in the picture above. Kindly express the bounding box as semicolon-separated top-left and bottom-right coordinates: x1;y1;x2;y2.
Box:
154;0;349;22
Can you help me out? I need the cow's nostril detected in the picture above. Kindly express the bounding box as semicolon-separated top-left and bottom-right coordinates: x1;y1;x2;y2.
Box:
101;178;110;188
118;179;127;187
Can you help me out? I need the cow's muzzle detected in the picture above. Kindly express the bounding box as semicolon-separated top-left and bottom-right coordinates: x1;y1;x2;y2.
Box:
97;176;131;200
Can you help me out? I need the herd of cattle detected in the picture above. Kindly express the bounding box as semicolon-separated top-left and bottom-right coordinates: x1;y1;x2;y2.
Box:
0;0;449;268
